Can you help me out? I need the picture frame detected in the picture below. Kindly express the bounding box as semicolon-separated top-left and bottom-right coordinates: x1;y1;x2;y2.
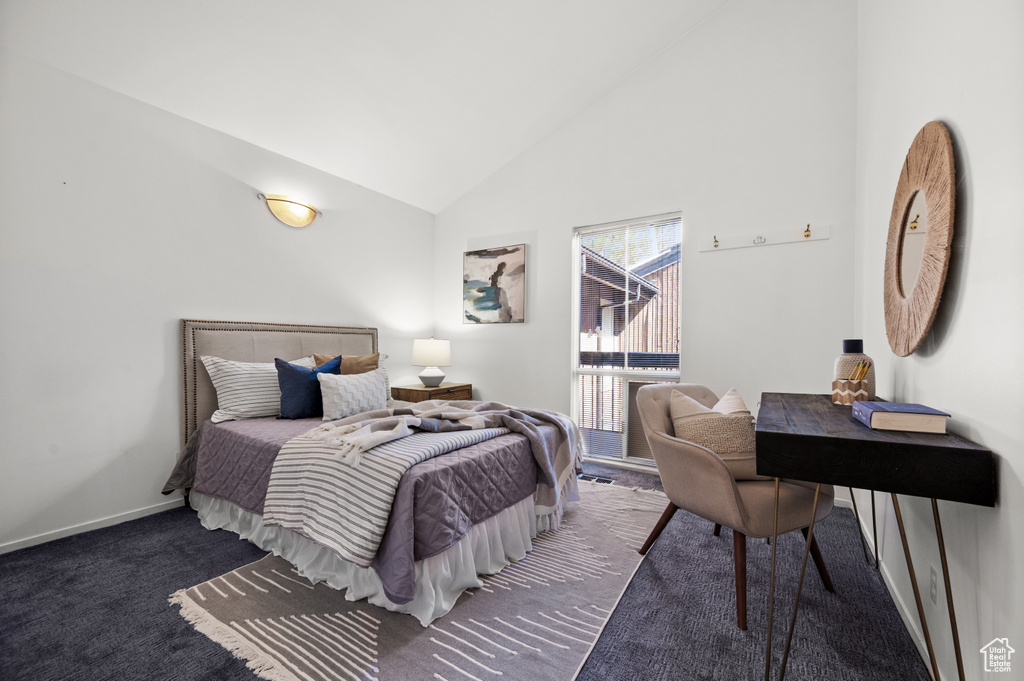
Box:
463;244;526;324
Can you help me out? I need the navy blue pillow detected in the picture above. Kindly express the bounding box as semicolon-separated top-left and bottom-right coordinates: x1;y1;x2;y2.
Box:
276;355;342;419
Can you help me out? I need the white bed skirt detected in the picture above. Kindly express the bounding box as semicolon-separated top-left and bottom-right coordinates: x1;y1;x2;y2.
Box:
190;491;546;626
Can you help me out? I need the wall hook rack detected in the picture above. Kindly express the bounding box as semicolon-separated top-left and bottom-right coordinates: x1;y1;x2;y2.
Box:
699;224;830;252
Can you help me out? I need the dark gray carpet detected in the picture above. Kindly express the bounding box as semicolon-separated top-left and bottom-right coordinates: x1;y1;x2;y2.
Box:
0;464;929;681
0;504;266;681
577;462;930;681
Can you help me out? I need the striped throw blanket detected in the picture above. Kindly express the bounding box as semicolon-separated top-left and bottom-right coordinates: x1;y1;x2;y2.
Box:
261;401;583;568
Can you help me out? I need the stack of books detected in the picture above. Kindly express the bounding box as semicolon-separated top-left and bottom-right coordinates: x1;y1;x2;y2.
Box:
852;401;950;434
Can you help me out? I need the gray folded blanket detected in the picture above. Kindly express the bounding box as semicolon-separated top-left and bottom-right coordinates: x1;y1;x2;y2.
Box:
302;400;583;512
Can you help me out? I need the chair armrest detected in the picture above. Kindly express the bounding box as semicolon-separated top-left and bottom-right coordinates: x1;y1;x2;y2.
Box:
646;430;749;531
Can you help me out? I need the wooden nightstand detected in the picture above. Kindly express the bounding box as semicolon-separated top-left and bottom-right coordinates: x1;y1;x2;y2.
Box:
391;382;473;402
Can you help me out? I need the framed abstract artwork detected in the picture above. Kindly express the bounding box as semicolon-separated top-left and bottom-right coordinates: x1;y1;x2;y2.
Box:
463;244;526;324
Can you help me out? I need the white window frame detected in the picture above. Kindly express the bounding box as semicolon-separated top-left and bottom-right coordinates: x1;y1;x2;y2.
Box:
570;212;681;466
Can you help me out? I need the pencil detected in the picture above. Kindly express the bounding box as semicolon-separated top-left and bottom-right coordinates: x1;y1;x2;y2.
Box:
848;361;862;381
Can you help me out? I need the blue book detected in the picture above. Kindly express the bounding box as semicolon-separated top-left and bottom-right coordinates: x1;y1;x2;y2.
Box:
852;401;950;434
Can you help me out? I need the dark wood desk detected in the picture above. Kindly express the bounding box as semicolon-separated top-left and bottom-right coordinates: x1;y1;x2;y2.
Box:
756;393;995;505
755;393;996;681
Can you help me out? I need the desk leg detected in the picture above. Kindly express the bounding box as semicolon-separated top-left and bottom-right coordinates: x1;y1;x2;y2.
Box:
847;486;872;565
933;498;965;681
778;483;822;681
871;491;879;570
892;493;938;680
764;477;781;681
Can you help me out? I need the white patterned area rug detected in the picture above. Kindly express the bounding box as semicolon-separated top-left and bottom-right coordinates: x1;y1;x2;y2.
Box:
171;481;667;681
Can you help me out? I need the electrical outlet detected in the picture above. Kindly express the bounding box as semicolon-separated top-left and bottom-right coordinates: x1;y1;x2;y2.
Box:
930;565;938;605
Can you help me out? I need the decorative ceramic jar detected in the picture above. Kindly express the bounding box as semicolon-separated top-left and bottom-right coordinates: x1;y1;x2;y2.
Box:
832;339;875;404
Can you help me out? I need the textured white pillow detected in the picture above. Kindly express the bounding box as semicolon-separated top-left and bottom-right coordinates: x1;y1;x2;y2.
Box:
711;388;749;415
318;367;389;421
670;388;751;428
201;355;315;423
670;388;766;480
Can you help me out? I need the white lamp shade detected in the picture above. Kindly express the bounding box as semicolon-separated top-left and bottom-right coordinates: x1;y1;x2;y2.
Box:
412;338;451;367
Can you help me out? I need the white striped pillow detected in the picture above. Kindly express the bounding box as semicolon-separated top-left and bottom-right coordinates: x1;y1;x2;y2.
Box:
318;368;389;421
201;355;315;423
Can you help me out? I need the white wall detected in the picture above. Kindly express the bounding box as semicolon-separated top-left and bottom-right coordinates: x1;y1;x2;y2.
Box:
433;0;858;416
5;2;1019;674
854;1;1024;677
0;52;434;551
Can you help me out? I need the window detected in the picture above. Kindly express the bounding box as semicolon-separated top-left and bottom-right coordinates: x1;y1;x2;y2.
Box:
571;213;681;463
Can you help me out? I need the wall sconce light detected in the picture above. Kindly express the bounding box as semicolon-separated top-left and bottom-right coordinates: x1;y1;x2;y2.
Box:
258;193;320;227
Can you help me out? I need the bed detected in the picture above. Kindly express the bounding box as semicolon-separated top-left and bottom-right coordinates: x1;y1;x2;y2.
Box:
164;319;581;625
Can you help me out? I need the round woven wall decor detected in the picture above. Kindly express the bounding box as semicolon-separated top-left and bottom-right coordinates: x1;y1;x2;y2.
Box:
883;121;955;357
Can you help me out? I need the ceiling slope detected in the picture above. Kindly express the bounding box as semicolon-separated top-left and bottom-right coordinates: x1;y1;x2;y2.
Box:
0;0;729;212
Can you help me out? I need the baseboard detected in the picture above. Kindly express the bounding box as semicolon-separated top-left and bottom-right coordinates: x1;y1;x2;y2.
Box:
0;497;186;555
877;558;955;680
583;457;856;507
853;496;952;681
581;455;659;475
581;459;862;504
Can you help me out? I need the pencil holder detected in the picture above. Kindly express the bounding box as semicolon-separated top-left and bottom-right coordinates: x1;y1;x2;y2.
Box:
832;339;875;400
832;379;869;405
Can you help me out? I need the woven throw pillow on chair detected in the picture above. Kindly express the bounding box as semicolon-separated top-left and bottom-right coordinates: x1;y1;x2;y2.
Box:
669;389;767;480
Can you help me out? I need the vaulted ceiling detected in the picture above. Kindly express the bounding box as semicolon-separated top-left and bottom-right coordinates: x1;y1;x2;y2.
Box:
0;0;729;212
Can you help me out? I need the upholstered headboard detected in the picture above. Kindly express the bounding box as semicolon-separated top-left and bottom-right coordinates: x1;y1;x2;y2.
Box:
181;319;378;448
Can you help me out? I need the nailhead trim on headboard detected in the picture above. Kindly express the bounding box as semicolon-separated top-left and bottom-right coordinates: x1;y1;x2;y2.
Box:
180;319;379;450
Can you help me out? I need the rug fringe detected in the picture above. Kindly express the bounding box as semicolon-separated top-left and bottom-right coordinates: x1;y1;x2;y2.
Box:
169;590;300;681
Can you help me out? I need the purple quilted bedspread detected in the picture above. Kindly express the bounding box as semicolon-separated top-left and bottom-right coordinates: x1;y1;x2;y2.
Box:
192;418;319;515
169;417;537;603
372;432;536;603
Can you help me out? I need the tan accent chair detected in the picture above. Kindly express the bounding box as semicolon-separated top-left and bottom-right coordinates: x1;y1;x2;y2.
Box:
636;383;835;630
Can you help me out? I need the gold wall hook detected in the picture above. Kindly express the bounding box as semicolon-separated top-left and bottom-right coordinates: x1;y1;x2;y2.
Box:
909;214;920;230
701;225;829;252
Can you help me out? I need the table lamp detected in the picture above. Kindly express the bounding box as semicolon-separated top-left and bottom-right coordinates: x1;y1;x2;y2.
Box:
412;338;451;387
